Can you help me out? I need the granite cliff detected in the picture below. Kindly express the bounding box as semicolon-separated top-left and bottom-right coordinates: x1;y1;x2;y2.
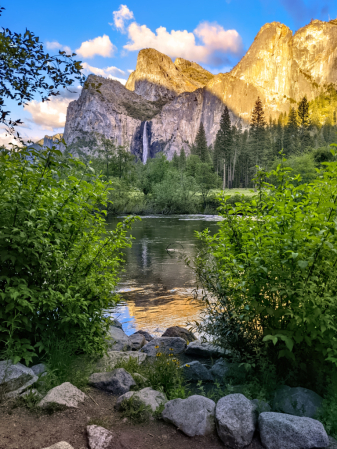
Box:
63;19;337;160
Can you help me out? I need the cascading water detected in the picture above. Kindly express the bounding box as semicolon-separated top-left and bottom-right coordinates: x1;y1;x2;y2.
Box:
142;121;148;164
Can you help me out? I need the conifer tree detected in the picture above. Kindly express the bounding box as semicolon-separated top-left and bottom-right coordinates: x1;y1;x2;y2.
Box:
297;96;312;151
250;97;267;165
179;148;186;169
283;107;299;155
194;122;208;162
172;151;179;168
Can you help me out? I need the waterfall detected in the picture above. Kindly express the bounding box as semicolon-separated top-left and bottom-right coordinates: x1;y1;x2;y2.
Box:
143;121;148;164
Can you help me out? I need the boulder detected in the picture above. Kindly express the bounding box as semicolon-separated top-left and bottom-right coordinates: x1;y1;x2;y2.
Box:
88;368;136;395
210;359;232;380
215;393;257;448
0;360;38;398
162;395;216;437
108;326;132;351
273;386;323;418
31;363;47;376
96;350;147;370
132;373;148;388
251;399;271;413
185;340;225;358
116;387;167;413
162;326;196;343
134;330;153;342
329;436;337;449
87;425;114;449
141;337;187;357
38;382;87;408
259;412;329;449
129;333;146;350
42;443;74;449
182;361;214;382
111;319;123;329
115;391;135;410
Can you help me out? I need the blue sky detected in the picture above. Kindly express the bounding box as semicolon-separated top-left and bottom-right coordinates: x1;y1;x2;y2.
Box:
2;0;337;145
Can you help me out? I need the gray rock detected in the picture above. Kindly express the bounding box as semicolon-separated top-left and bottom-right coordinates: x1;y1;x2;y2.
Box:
215;393;257;448
162;326;196;343
111;319;123;329
182;361;214;382
132;373;148;387
31;363;47;376
185;340;225;358
96;350;147;370
42;443;74;449
87;425;114;449
134;330;153;342
129;333;146;350
328;436;337;449
38;382;87;408
141;337;187;357
259;412;329;449
273;386;323;418
89;368;136;395
116;387;167;413
251;399;271;413
162;395;216;437
210;359;232;380
108;326;132;351
0;360;38;398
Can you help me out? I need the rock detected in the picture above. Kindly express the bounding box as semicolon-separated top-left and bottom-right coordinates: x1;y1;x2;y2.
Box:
328;436;337;449
182;361;214;382
108;326;132;351
162;395;216;437
129;333;146;350
96;350;147;370
210;359;232;380
88;368;136;395
31;363;47;376
273;386;323;418
132;373;148;387
215;393;257;448
134;330;153;342
42;443;74;449
20;388;43;399
0;360;38;398
162;326;196;343
111;319;123;329
185;340;225;358
38;382;87;408
87;425;114;449
258;412;329;449
116;387;167;413
251;399;271;413
141;337;187;357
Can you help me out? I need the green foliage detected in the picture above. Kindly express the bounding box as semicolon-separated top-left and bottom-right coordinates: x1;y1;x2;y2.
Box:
269;153;318;186
194;154;337;370
316;374;337;439
0;148;135;364
120;395;153;423
194;122;209;162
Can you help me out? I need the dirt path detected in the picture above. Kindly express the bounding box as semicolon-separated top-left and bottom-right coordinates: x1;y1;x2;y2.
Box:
0;388;264;449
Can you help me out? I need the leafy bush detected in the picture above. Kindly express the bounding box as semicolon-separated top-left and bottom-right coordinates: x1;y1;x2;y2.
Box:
0;148;135;364
194;154;337;370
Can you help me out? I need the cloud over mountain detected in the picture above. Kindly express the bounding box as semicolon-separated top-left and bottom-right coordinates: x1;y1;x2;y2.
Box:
76;35;116;58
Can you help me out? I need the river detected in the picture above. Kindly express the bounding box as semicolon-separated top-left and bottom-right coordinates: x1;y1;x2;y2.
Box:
106;215;221;336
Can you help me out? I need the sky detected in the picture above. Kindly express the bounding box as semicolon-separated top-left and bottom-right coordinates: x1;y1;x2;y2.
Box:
2;0;337;146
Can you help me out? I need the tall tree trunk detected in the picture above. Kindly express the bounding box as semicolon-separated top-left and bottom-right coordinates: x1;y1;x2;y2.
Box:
223;161;226;190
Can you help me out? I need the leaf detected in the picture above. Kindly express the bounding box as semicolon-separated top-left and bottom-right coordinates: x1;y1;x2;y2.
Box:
298;260;309;269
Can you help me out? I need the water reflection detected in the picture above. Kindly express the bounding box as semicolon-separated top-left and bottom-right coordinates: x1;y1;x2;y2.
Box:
106;215;220;336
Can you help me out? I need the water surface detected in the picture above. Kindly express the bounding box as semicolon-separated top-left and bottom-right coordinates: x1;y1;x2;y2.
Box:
106;215;220;336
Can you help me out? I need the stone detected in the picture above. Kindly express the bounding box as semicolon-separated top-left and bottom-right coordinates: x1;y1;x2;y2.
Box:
215;393;257;448
210;359;232;380
88;368;136;395
132;373;148;388
96;350;147;371
134;330;153;342
87;425;114;449
38;382;87;408
42;443;74;449
116;387;167;413
0;360;38;398
162;326;196;343
182;361;214;382
258;412;329;449
141;337;187;357
115;391;135;410
162;395;216;437
111;319;123;329
251;399;271;413
328;436;337;449
31;363;47;376
185;340;225;358
107;326;132;351
273;386;323;418
129;333;146;350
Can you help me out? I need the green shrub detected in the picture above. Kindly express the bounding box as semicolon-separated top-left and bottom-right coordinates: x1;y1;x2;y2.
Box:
194;153;337;370
0;148;135;364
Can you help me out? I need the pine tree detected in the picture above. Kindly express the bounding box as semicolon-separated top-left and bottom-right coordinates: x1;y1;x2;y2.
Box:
172;151;179;168
250;97;267;166
179;148;186;169
297;96;312;151
283;107;299;155
194;122;208;162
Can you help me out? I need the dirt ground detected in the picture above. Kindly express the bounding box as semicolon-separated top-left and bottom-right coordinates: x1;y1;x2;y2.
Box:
0;388;264;449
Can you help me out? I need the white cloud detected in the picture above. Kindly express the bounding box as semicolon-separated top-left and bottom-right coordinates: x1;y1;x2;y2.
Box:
46;41;72;55
82;63;127;84
112;5;134;33
127;69;134;73
124;20;242;64
0;131;18;148
76;35;116;59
